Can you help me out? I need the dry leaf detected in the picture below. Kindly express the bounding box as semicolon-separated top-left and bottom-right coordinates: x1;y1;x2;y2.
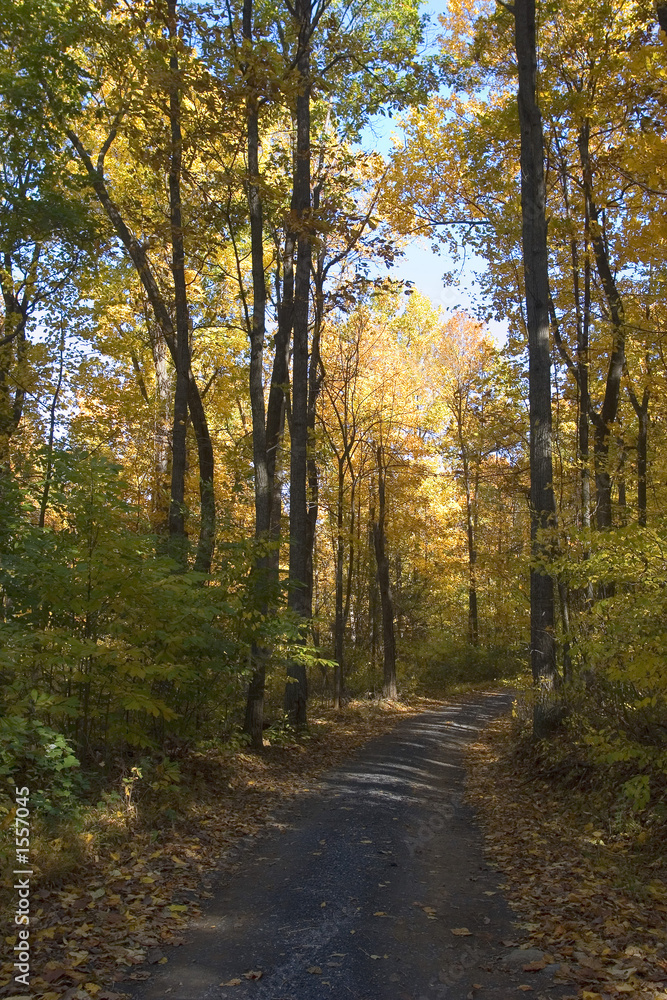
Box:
451;927;472;936
242;970;263;980
220;979;241;987
307;966;322;975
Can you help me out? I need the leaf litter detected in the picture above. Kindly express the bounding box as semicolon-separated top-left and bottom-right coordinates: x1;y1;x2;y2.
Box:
0;699;437;1000
464;714;667;1000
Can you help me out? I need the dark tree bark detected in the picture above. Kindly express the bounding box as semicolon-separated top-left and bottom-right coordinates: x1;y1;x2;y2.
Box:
65;41;216;574
551;135;593;608
0;246;38;470
167;0;190;564
558;580;572;684
657;3;667;36
333;458;346;708
146;315;172;530
453;393;479;647
284;0;313;729
372;445;397;700
240;0;271;748
514;0;558;697
304;248;325;620
38;321;65;528
628;384;649;527
577;123;625;535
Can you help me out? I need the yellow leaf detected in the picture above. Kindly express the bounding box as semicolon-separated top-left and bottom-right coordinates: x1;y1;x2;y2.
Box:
450;927;472;936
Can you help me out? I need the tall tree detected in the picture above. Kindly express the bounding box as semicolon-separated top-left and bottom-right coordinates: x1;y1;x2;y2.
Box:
61;2;217;572
513;0;558;699
284;0;314;728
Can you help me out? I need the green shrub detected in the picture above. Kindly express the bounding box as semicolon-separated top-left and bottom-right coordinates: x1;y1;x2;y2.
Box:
0;716;82;820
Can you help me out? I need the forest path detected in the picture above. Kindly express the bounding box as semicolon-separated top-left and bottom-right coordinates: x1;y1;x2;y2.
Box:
128;693;572;1000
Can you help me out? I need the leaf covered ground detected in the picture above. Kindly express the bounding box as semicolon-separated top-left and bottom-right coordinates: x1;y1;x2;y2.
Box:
464;711;667;1000
2;699;442;1000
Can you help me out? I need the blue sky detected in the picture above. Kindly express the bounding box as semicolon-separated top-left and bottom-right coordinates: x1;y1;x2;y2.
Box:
359;0;508;343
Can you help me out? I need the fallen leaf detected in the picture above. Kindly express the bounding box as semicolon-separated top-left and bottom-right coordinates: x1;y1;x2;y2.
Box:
220;979;241;987
307;966;322;975
373;911;388;917
522;960;547;972
451;928;473;936
242;970;263;980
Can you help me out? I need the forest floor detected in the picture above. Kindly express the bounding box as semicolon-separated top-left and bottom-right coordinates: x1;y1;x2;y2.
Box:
0;697;447;1000
3;693;666;1000
466;711;667;1000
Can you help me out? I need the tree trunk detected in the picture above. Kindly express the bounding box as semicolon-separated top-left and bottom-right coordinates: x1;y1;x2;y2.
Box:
284;0;312;728
66;58;216;574
577;123;625;536
139;312;172;531
241;0;271;748
39;322;65;528
514;0;558;703
637;406;648;527
628;385;649;528
0;247;38;471
578;225;594;605
304;259;325;619
167;1;190;566
459;434;479;647
558;580;572;684
333;459;345;709
373;446;397;700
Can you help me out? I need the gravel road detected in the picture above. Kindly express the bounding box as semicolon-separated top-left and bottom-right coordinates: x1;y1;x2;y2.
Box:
128;692;572;1000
